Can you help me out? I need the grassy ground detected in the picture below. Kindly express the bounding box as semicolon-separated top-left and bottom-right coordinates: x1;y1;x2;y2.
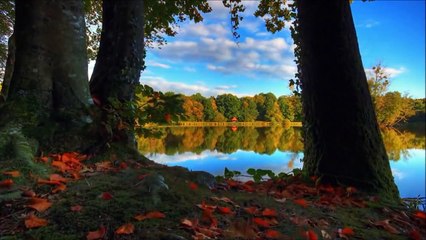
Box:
0;153;425;240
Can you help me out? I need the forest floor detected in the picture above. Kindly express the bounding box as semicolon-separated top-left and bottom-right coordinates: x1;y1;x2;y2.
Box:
0;152;425;240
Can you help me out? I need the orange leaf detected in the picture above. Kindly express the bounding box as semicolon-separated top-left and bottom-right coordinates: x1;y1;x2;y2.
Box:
217;206;233;215
294;198;308;208
340;227;355;236
262;208;278;217
115;223;134;235
211;196;235;205
0;179;13;188
3;170;20;177
303;230;318;240
37;179;62;185
253;217;270;228
51;161;70;172
188;181;198;190
101;192;113;200
413;210;426;220
50;174;68;183
197;201;217;211
22;189;36;197
25;214;48;229
134;211;166;221
86;226;106;240
27;197;52;212
244;206;259;215
52;184;67;193
265;229;281;239
39;156;50;163
71;205;83;212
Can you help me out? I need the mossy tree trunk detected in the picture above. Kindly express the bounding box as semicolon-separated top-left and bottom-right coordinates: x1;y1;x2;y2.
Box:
90;0;144;148
0;0;93;153
295;0;399;201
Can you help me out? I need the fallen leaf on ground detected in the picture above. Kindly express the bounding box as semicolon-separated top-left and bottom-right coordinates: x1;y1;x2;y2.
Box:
86;226;106;240
188;182;198;190
181;218;195;228
51;161;70;172
262;208;278;217
134;211;166;221
244;206;259;215
304;230;318;240
409;229;421;240
2;170;20;177
265;229;281;238
25;214;48;228
253;217;271;228
22;189;36;197
100;192;113;200
52;184;67;193
340;227;355;235
50;174;68;183
71;205;83;212
294;198;308;208
211;196;235;205
27;197;52;212
217;206;233;215
115;223;134;235
0;179;13;188
413;211;426;220
37;179;62;185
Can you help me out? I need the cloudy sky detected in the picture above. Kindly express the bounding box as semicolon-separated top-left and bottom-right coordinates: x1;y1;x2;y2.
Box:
141;1;425;98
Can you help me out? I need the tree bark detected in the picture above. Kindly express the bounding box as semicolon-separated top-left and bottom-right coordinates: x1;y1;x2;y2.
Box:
89;0;144;146
1;32;15;100
1;0;92;151
296;0;399;201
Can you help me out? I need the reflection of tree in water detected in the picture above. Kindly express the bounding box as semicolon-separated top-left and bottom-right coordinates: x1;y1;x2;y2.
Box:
137;126;424;159
382;128;425;161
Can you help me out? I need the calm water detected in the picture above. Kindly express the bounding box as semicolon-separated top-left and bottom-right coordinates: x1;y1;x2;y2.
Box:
139;125;425;199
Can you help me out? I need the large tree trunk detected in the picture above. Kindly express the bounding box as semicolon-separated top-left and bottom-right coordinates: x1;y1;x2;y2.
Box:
1;0;93;152
0;32;15;100
90;0;144;147
296;0;399;201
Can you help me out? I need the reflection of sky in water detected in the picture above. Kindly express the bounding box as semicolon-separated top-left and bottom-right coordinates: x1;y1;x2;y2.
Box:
147;149;425;198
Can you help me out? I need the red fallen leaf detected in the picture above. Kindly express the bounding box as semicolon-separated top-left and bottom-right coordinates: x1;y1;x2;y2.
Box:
50;174;68;183
71;205;83;212
52;184;67;193
138;174;149;180
262;208;278;217
3;170;20;177
37;179;62;185
217;206;233;215
372;219;400;234
134;211;166;221
241;182;255;192
27;197;52;212
226;179;240;188
409;229;421;240
22;189;36;197
39;156;50;163
51;161;70;172
294;198;308;208
338;227;355;236
115;223;134;235
92;95;102;106
0;179;13;188
101;192;113;200
119;162;128;169
197;226;221;238
253;217;271;228
413;210;426;220
303;230;318;240
87;226;106;240
188;181;198;190
265;229;281;239
244;206;259;215
202;208;218;227
25;214;48;229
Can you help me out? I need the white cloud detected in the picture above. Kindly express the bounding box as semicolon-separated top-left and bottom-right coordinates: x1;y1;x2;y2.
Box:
146;60;171;69
357;20;380;28
391;168;405;180
184;67;196;72
145;149;234;164
365;66;406;79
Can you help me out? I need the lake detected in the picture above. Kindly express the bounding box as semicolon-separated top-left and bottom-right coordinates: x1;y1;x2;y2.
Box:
138;125;425;199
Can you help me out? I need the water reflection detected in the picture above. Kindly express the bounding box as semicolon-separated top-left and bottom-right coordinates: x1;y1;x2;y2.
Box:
138;126;422;160
139;126;425;198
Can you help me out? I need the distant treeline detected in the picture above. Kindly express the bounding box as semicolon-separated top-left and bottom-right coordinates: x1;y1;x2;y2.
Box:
137;90;303;125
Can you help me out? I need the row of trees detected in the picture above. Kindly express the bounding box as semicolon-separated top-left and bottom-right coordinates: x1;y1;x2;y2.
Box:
144;92;303;124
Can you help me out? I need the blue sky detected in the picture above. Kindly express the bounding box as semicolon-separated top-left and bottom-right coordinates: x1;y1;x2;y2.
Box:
141;1;425;98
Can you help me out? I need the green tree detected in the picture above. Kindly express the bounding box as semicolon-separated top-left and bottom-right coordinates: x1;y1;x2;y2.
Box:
239;96;258;121
216;94;241;120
